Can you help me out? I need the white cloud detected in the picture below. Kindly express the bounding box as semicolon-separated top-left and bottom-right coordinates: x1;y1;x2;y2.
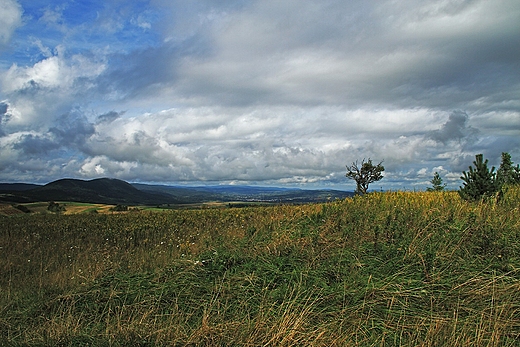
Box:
71;106;453;186
39;5;64;27
1;49;106;127
131;12;153;30
0;0;22;47
3;48;104;92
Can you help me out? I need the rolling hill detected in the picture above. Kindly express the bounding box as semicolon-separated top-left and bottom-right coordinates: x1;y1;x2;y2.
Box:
0;178;171;205
0;178;354;205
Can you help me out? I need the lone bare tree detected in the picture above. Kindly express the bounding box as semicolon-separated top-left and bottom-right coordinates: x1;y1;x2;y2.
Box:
346;158;384;195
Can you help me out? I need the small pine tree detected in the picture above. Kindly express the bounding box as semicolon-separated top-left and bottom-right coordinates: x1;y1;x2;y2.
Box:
427;172;446;191
458;154;500;201
497;152;520;186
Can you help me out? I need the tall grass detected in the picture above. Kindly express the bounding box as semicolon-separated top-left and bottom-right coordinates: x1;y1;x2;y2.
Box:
1;187;519;346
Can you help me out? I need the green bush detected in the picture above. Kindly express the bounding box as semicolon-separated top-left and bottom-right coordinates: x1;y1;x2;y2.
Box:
47;201;66;213
110;204;129;211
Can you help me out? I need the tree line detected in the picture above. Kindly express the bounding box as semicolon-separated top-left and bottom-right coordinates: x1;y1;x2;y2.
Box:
458;152;520;201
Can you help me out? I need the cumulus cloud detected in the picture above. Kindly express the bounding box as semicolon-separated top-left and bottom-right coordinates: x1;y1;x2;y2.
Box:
73;107;443;185
0;47;106;127
3;48;104;93
7;112;94;158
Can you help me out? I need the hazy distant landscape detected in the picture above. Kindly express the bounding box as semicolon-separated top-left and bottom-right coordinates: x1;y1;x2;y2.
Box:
0;177;353;207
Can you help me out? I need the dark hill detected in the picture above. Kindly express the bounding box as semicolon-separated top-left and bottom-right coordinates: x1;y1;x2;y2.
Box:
10;178;172;205
0;183;42;191
0;178;354;205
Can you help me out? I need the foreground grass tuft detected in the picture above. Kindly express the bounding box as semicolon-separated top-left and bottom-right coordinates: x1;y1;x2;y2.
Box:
1;187;520;346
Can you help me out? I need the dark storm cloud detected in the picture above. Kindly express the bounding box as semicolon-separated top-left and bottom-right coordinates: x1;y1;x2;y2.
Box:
13;133;60;155
427;111;479;144
0;102;9;136
49;113;95;148
12;113;96;156
96;111;124;124
0;102;7;115
484;136;520;163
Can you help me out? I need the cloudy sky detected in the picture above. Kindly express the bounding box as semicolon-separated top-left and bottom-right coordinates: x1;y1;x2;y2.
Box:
0;0;519;190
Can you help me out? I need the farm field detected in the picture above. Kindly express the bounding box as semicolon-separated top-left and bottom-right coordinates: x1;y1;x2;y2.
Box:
0;202;115;216
1;188;520;346
0;201;279;217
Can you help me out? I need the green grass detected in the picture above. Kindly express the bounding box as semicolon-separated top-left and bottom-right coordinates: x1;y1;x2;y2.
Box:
1;188;520;346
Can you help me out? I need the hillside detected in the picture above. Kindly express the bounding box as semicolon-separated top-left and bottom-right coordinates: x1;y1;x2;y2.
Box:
0;178;172;205
1;188;519;346
0;183;41;191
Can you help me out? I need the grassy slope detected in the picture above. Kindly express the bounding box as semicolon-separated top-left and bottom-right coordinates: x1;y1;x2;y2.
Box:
0;202;117;215
1;188;519;346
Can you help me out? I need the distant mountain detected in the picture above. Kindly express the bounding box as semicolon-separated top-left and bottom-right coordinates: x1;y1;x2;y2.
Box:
132;184;222;204
0;178;354;205
0;183;43;203
0;178;172;205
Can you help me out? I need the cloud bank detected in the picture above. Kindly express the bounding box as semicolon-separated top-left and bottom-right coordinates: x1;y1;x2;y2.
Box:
1;0;519;190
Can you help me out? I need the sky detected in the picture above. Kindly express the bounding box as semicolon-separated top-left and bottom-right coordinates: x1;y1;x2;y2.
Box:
0;0;519;190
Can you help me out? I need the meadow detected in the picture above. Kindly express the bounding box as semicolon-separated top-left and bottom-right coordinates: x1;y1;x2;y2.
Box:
1;187;519;346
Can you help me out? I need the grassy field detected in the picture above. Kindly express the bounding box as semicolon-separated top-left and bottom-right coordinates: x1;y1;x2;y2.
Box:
0;202;115;215
0;201;271;216
1;187;519;346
